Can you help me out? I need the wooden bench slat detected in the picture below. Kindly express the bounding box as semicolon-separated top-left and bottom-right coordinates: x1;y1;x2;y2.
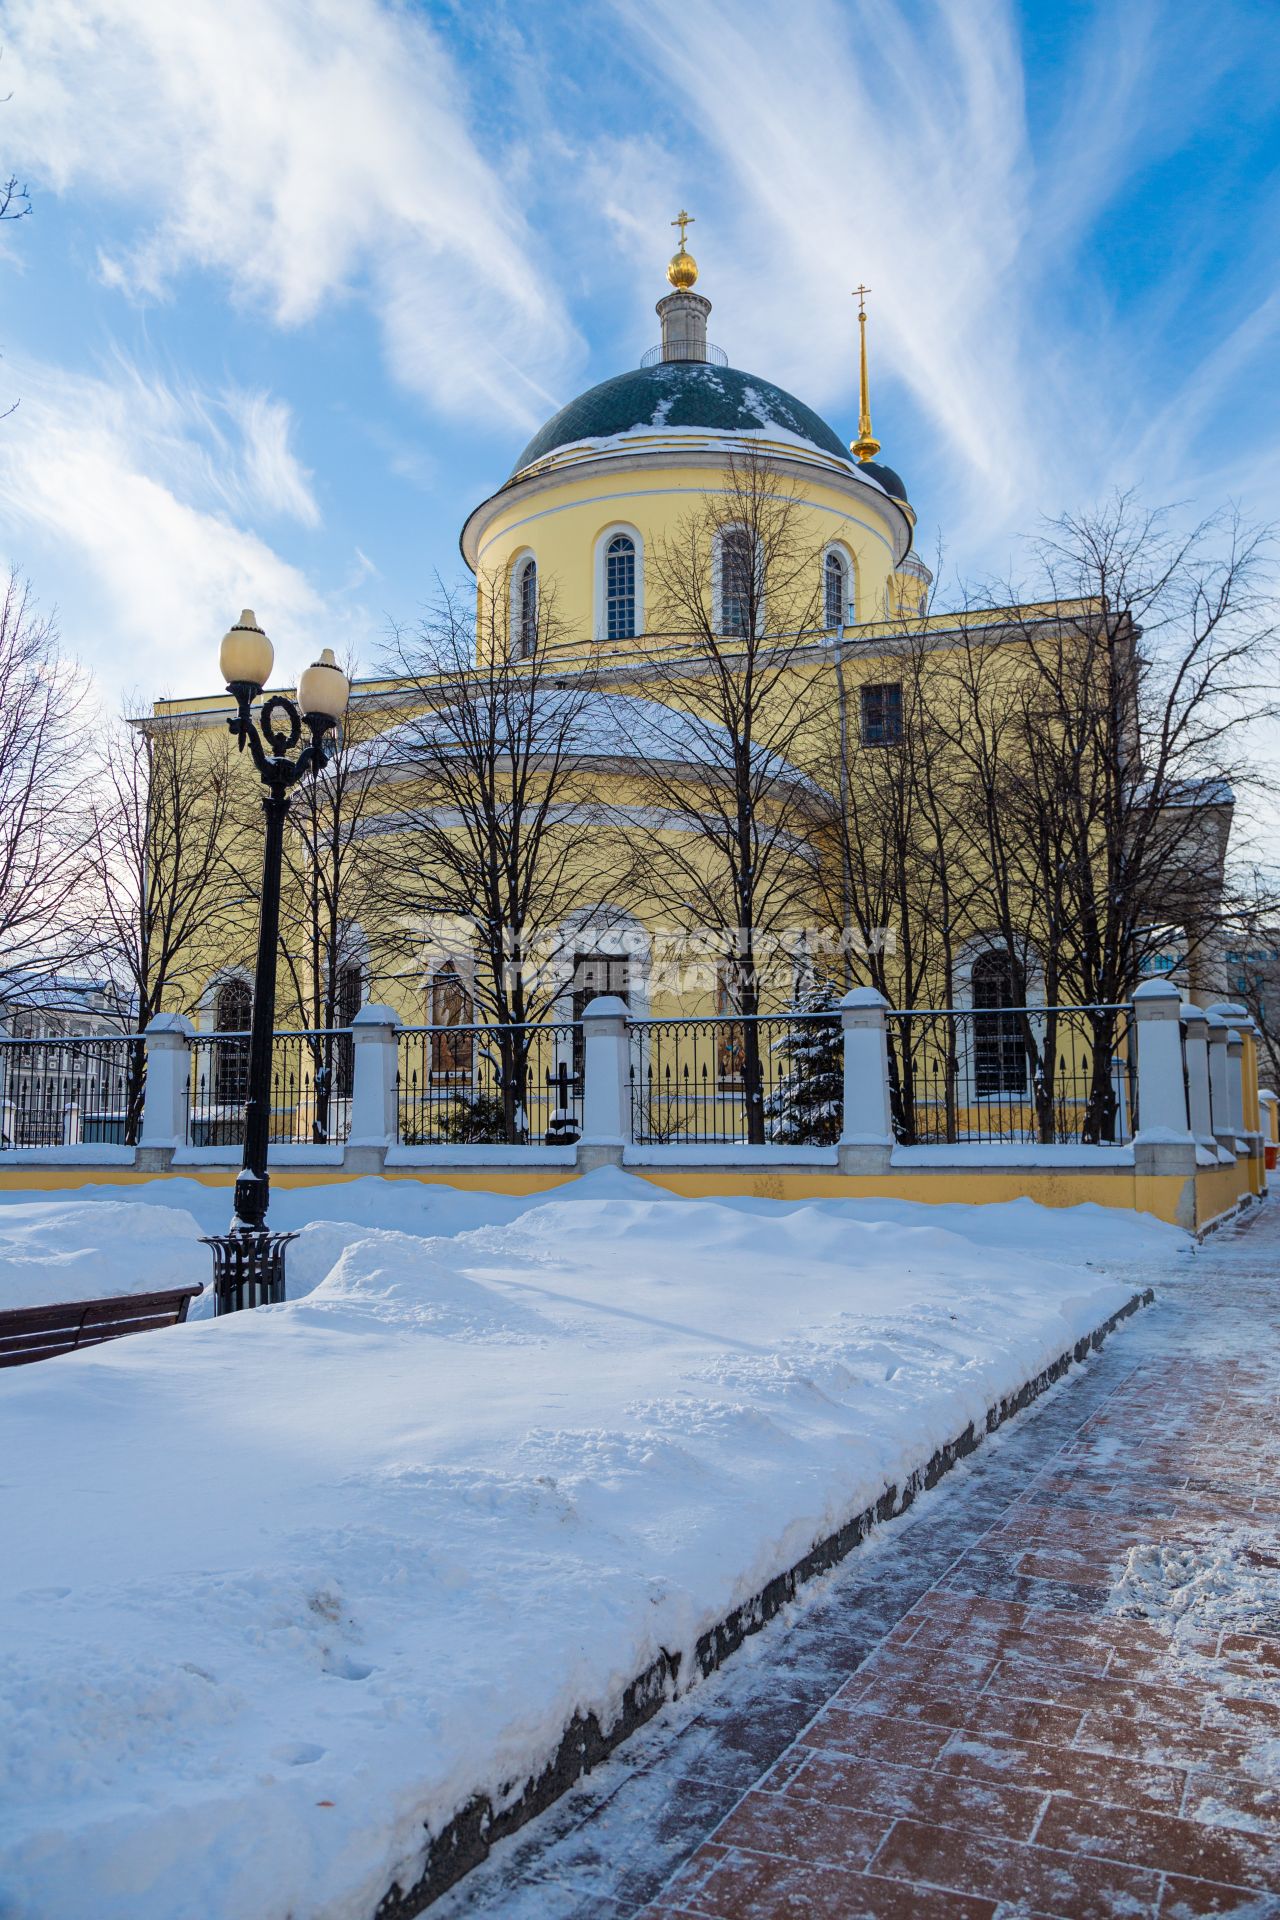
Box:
0;1284;204;1367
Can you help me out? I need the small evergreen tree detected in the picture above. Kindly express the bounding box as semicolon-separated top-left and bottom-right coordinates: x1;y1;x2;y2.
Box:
765;977;843;1144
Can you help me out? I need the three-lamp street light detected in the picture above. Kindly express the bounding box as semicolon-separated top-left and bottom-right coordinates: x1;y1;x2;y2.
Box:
203;610;350;1314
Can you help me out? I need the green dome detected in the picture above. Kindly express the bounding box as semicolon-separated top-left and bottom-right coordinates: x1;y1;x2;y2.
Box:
512;362;854;475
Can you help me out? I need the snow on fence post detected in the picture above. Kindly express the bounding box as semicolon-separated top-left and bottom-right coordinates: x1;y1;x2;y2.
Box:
346;1005;399;1172
1205;1012;1234;1155
139;1012;194;1167
838;987;893;1174
577;995;630;1170
1180;1006;1214;1148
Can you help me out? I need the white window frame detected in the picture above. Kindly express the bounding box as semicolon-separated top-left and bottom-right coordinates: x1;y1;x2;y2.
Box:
593;523;644;642
713;525;763;639
822;542;854;632
509;549;538;659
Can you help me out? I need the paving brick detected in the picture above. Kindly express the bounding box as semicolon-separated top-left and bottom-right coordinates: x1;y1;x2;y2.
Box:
867;1816;1164;1916
934;1728;1188;1813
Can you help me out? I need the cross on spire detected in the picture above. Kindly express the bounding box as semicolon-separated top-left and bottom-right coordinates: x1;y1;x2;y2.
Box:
852;283;871;316
671;209;694;249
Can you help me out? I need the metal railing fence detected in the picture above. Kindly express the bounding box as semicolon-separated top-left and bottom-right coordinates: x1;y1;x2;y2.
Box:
397;1022;582;1145
629;1012;843;1146
885;1004;1138;1146
186;1029;353;1146
0;1033;144;1146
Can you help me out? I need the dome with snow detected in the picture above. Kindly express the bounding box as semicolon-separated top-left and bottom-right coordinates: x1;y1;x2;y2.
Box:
512;362;855;477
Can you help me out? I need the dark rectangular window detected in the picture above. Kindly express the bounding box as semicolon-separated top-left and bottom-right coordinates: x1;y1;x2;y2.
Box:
860;682;903;746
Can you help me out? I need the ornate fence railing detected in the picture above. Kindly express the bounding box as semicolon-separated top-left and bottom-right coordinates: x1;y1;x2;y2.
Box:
397;1022;582;1145
0;1034;144;1146
8;993;1257;1172
628;1012;843;1146
186;1029;354;1147
884;1004;1139;1146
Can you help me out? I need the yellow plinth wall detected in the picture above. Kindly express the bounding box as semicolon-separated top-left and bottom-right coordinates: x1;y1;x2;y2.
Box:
0;1153;1256;1233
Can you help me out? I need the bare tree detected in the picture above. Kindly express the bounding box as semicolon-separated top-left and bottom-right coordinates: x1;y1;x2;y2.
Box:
949;498;1277;1138
0;573;94;1002
381;581;624;1140
613;449;833;1142
819;610;984;1140
87;703;240;1139
270;675;399;1141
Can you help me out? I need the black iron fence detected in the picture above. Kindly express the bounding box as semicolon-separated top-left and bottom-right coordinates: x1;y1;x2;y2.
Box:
186;1029;353;1146
397;1022;582;1145
0;1034;143;1146
885;1004;1138;1146
628;1013;843;1146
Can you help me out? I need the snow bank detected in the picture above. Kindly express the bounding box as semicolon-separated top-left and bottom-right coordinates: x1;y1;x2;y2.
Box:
0;1199;206;1310
0;1173;1185;1920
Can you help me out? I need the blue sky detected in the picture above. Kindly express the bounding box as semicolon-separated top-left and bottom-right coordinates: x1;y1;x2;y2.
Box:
0;0;1277;706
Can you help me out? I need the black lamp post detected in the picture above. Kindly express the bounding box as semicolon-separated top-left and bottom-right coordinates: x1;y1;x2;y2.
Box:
203;610;350;1314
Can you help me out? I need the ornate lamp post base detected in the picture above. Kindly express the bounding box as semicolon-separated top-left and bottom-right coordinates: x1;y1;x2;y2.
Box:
201;1229;299;1315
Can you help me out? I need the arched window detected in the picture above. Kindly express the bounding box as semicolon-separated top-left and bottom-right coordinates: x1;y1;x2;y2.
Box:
605;534;636;640
516;557;537;658
213;977;251;1107
824;549;847;631
430;963;473;1078
720;529;755;638
971;950;1026;1096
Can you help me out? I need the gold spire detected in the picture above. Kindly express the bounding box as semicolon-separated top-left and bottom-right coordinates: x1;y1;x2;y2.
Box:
667;208;698;290
850;283;881;463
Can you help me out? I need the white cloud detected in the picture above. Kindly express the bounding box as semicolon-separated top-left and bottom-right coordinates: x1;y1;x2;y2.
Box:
224;391;321;531
3;0;578;430
0;357;357;697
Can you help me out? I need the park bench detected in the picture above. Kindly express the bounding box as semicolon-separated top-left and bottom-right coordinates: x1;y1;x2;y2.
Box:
0;1284;204;1368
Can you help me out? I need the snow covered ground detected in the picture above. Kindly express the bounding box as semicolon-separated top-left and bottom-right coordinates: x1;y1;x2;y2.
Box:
0;1173;1186;1920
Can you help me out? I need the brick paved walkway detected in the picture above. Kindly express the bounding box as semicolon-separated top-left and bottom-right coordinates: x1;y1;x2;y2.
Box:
435;1205;1280;1920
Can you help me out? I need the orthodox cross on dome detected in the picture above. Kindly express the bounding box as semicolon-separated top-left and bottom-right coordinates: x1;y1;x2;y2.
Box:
850;283;881;464
666;208;699;291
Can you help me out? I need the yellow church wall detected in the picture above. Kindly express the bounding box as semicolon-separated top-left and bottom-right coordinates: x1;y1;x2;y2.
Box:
468;452;909;650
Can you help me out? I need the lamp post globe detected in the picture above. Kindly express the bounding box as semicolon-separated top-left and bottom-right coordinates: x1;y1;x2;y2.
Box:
200;616;347;1315
219;609;274;692
298;648;350;726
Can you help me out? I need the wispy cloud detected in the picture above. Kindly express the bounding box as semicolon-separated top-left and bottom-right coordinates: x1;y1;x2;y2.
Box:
3;0;579;430
0;357;354;693
224;392;321;531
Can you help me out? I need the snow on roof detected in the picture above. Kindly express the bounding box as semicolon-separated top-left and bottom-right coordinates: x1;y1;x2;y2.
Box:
354;688;819;791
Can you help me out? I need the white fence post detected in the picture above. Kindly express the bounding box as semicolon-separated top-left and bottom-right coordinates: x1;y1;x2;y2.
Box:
578;994;630;1169
139;1012;194;1164
1205;1012;1234;1153
347;1005;399;1169
1132;979;1191;1138
1207;1002;1249;1140
1225;1030;1246;1146
1180;1006;1213;1148
839;987;893;1172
